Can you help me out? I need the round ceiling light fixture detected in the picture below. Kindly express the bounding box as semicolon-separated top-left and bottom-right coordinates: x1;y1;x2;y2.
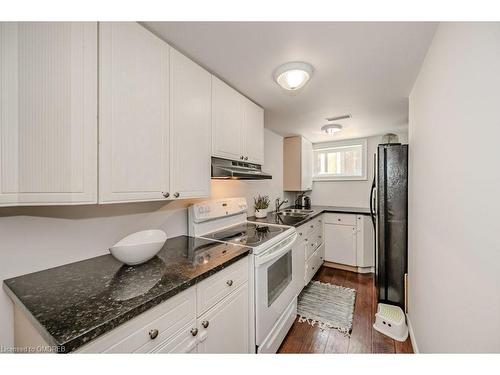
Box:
273;62;314;91
321;124;343;135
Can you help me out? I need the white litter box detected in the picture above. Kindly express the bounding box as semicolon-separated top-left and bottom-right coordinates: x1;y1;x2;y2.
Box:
373;303;408;341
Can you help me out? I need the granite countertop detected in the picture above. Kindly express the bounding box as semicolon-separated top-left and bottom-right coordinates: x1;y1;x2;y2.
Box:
3;235;251;353
248;205;372;227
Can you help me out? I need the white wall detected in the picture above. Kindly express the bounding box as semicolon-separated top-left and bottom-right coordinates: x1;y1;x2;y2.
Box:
0;128;283;347
310;133;408;208
408;23;500;352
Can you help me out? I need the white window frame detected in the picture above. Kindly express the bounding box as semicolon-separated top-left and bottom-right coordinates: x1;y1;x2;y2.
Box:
312;138;368;181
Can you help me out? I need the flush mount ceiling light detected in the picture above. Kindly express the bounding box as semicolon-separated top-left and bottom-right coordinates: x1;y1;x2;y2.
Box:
273;62;314;91
321;124;343;135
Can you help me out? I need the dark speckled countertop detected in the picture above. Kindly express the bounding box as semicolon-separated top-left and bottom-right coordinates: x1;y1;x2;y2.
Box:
248;205;371;227
3;235;251;353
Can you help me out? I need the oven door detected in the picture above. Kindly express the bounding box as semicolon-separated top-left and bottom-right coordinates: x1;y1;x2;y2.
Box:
255;233;297;346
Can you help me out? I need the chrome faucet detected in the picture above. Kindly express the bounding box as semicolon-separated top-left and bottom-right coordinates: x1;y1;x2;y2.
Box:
275;198;288;213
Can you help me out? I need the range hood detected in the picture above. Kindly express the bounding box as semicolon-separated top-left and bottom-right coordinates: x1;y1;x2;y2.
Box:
211;157;272;180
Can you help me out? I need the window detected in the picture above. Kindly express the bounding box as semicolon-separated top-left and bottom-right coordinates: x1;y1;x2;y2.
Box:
313;139;367;180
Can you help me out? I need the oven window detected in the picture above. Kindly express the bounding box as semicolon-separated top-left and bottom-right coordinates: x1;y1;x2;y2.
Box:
267;250;292;307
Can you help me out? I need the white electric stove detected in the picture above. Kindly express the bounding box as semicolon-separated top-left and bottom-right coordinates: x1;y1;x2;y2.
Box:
188;198;298;353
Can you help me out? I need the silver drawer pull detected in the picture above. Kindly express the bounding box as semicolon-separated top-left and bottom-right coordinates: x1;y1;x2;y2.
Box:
226;280;233;286
191;328;198;336
149;329;159;340
202;320;209;328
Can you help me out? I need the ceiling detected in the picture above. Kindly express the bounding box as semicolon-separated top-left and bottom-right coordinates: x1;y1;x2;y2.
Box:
144;22;437;143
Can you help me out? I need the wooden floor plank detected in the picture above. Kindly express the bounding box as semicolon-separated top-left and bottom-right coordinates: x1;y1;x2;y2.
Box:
395;337;414;354
324;328;350;353
277;266;413;354
346;271;372;353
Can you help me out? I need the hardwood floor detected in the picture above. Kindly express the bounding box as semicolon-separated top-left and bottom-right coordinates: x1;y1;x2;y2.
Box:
277;266;414;354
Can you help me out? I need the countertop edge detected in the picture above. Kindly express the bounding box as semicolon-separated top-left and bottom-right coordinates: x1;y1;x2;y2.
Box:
3;282;59;348
66;250;250;353
248;206;371;228
4;249;251;353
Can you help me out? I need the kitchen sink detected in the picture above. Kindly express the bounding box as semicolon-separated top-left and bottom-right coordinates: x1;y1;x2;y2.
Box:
282;208;313;214
277;211;309;218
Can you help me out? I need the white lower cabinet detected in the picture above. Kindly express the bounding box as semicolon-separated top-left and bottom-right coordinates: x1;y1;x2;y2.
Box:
152;322;198;353
292;240;306;296
196;283;249;353
294;215;324;294
76;257;250;354
323;213;374;271
324;223;357;266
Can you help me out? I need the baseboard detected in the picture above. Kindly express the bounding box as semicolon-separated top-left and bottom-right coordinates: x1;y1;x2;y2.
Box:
406;313;419;353
323;261;374;274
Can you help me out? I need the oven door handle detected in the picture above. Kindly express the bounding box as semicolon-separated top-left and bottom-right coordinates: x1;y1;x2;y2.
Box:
254;233;297;266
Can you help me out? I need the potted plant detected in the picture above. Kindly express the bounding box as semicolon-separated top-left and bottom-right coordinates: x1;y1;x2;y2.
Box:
254;195;270;219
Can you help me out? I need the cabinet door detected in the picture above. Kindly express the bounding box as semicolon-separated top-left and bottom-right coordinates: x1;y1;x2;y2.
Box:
324;224;357;266
197;283;249;353
242;98;264;164
211;76;243;161
301;137;313;191
99;22;169;203
292;240;306;295
0;22;97;206
169;49;211;199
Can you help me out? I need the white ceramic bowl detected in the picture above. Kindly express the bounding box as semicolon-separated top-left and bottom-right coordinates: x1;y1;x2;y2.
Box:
109;230;167;266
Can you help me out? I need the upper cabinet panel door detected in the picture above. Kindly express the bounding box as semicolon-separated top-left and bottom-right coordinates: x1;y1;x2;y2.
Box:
301;137;313;191
242;98;264;164
99;22;170;203
169;49;211;199
211;76;243;161
0;22;98;206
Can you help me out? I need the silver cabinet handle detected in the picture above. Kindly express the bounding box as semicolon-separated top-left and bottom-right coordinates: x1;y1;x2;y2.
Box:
149;329;159;340
162;192;170;198
226;280;233;286
202;320;209;328
190;328;198;336
174;192;180;198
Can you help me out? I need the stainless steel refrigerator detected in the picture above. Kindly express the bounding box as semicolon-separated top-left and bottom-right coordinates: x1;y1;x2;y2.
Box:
370;143;408;309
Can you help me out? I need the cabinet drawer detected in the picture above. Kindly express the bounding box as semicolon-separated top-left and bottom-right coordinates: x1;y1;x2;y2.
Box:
305;251;319;285
196;257;249;316
305;228;320;260
324;213;356;226
77;287;196;353
152;322;198;353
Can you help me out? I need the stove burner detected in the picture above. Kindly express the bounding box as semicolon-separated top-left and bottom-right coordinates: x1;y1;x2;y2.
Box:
244;236;262;245
205;222;287;248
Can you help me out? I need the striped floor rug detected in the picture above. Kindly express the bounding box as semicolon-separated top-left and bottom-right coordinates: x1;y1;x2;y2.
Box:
297;280;356;335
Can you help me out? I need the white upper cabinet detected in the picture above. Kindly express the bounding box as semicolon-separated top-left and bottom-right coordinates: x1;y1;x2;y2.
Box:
99;22;170;203
242;97;264;164
169;49;211;199
0;22;98;206
211;76;264;164
211;76;243;161
283;136;313;191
